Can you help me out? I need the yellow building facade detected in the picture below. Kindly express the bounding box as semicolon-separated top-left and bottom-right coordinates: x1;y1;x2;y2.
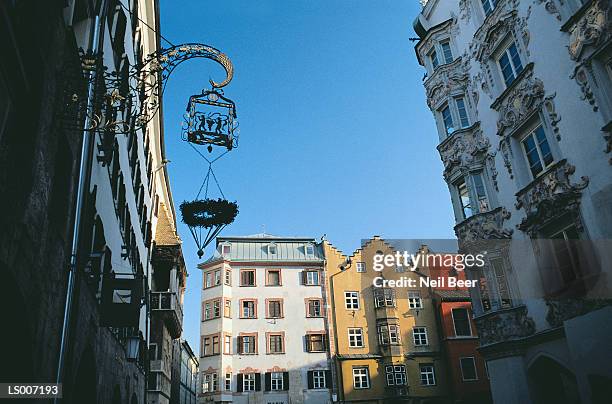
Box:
324;237;449;403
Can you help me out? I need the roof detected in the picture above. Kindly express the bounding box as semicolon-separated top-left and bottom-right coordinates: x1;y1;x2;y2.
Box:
205;234;324;262
434;290;471;301
154;202;181;246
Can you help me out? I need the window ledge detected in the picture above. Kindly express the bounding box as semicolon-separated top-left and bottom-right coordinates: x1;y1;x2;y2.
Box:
491;63;535;110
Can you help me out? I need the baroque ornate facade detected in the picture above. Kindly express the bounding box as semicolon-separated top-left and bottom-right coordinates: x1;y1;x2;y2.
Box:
414;0;612;402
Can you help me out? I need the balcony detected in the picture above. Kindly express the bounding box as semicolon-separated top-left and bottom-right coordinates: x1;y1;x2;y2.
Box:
150;291;183;339
473;305;535;347
454;207;514;249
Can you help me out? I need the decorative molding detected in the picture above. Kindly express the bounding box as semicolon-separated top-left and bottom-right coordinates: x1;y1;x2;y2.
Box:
545;299;612;328
459;0;471;22
424;57;469;109
515;160;589;235
567;0;610;61
571;61;599;112
494;65;543;135
455;207;514;243
474;305;536;346
437;123;499;190
536;0;562;21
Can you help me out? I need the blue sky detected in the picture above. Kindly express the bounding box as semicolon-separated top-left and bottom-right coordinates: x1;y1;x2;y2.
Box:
158;0;456;352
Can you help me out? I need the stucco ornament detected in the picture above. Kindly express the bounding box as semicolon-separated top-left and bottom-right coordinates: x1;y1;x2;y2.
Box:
455;207;514;243
546;299;612;328
424;58;469;109
437;123;499;190
515;160;589;235
568;0;610;61
474;305;536;346
536;0;562;21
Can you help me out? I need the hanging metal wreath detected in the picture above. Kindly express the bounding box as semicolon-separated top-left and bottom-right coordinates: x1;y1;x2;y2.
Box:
180;198;239;258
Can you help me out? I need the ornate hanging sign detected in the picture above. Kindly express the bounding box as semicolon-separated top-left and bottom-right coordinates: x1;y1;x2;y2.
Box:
182;89;239;152
75;43;235;134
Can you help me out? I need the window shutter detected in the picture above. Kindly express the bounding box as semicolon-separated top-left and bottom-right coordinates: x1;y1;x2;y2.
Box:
264;372;271;392
255;373;262;391
237;336;243;354
307;371;314;389
301;271;307;285
283;372;289;390
305;335;311;352
325;370;332;389
236;374;243;392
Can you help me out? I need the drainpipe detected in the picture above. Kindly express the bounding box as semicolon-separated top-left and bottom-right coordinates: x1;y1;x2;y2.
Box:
55;0;108;399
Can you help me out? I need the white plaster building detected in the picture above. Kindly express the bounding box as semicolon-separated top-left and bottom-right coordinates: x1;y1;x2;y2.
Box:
413;0;612;403
198;235;333;404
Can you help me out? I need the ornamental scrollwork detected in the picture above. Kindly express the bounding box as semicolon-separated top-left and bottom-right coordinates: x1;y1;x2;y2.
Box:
515;160;589;235
455;207;514;244
535;0;562;22
567;0;610;61
437;123;499;189
545;299;612;328
424;58;469;109
474;305;536;346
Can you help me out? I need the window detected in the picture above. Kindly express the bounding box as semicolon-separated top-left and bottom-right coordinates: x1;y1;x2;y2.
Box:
267;244;277;255
498;42;524;87
225;373;232;391
241;300;257;318
521;125;554;178
224;335;232;354
385;365;407;386
224;299;232;318
266;269;281;286
374;288;395;307
457;178;473;219
348;328;364;348
546;224;582;287
378;324;400;345
408;291;423;309
224;268;231;285
202;373;218;392
306;299;322;317
240;269;256;286
420;364;436;386
268;333;285;354
481;0;498;15
214;269;221;286
429;48;439;69
344;291;360;310
303;270;320;285
413;327;428;346
311;370;327;389
239;335;257;354
452;308;472;336
202;335;220;356
441;40;453;64
203;301;212;320
353;367;370;389
356;262;366;272
205;271;213;288
490;257;513;308
440;103;455;135
460;357;478;381
455;97;470;128
305;244;315;256
267;299;283;318
306;333;326;352
243;373;256;391
222;244;231;255
472;173;490;212
270;372;284;390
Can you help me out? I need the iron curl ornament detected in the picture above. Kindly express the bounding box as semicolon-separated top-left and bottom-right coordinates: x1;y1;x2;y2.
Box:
74;43;235;134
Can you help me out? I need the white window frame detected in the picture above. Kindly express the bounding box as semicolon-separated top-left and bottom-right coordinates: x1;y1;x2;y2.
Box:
221;243;231;255
267;243;277;255
243;373;256;392
352;367;370;389
440;40;454;64
460;357;479;381
520;124;555;179
305;244;315;256
413;327;429;346
305;270;320;286
224;268;231;285
225;373;232;391
420;364;436;386
348;328;364;348
452;307;472;337
496;40;524;88
356;262;366;272
270;372;284;391
312;370;326;389
224;335;231;354
344;291;360;310
408;291;423;309
385;365;407;386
